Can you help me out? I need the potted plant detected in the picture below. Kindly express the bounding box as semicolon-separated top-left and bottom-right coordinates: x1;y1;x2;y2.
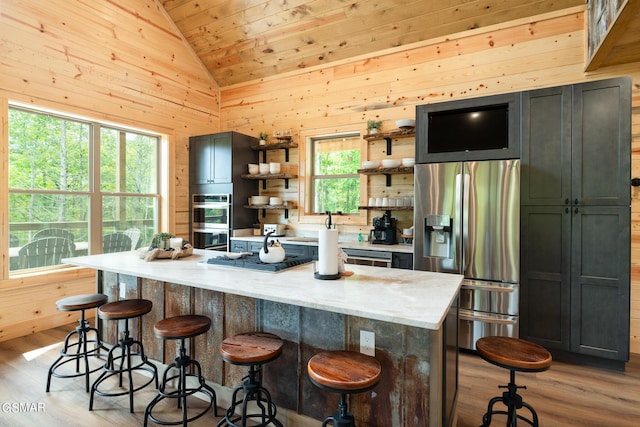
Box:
258;132;269;145
367;120;383;135
152;232;175;249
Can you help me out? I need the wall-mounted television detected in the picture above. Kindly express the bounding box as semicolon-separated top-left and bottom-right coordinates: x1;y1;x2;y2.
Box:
416;93;521;163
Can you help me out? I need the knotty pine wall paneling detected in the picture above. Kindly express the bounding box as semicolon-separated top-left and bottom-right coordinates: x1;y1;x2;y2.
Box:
0;0;221;341
220;8;640;354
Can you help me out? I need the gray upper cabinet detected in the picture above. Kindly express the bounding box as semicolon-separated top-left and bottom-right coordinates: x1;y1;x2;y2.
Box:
190;133;233;185
520;77;631;365
571;78;631;207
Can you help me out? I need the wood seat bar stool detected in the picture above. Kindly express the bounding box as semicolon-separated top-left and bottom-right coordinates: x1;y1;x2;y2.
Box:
476;336;552;427
217;332;284;427
89;299;158;412
307;350;381;427
144;315;218;427
46;293;109;393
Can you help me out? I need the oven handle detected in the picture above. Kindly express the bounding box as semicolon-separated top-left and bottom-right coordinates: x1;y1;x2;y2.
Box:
459;309;517;325
193;203;231;208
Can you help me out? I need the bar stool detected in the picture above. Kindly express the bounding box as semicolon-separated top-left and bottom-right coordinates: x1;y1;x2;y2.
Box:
217;332;284;427
144;315;218;426
307;350;381;427
89;299;158;412
476;336;552;427
46;293;109;393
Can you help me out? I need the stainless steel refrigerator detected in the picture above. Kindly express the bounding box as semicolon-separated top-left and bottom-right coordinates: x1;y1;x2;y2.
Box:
413;160;520;350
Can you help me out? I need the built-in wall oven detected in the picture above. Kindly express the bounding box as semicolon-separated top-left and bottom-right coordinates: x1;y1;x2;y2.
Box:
191;194;230;250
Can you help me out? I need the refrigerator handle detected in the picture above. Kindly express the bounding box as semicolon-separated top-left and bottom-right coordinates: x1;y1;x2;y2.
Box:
461;170;470;273
454;173;463;273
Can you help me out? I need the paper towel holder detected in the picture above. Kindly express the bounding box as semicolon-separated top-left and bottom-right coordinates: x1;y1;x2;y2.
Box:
314;271;341;280
314;261;341;280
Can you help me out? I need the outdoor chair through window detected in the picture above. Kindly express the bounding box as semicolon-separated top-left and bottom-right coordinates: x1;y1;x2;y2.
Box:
17;236;72;269
103;233;132;254
123;227;141;250
33;228;76;257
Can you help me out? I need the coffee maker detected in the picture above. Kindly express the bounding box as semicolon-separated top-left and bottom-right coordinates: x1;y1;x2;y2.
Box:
370;211;397;245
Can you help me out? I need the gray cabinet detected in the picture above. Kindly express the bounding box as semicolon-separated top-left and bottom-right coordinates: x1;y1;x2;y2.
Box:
190;133;232;185
520;78;631;363
189;131;257;187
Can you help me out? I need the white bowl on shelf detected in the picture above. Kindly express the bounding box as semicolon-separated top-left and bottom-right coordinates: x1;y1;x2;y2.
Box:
259;163;270;174
361;160;380;169
381;159;401;168
252;195;270;205
402;157;415;167
269;162;281;174
396;119;415;129
269;197;283;205
248;164;259;174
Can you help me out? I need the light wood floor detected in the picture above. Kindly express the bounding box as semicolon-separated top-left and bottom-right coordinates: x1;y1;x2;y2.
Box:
1;324;639;426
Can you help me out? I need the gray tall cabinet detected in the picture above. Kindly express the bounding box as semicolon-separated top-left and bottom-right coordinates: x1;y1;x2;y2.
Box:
520;77;631;365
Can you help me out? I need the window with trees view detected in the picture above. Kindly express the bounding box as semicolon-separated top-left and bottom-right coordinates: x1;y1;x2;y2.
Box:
8;106;160;273
311;133;361;214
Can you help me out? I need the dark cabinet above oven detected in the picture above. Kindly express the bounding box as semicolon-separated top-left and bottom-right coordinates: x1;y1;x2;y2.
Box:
189;131;258;234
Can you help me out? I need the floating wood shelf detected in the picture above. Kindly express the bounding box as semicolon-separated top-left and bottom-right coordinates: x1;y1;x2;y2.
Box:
241;173;297;189
251;142;298;162
357;166;414;186
358;206;413;211
244;204;293;219
363;130;415;155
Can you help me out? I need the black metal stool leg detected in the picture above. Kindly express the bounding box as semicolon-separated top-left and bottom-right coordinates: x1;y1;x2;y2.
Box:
90;317;158;412
217;364;282;427
481;369;539;427
144;338;217;427
321;393;356;427
46;309;107;392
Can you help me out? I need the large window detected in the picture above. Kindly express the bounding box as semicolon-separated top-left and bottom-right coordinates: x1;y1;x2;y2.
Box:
8;107;160;273
311;134;361;214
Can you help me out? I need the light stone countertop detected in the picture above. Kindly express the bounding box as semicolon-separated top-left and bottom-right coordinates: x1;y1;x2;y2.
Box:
63;249;461;330
231;236;414;254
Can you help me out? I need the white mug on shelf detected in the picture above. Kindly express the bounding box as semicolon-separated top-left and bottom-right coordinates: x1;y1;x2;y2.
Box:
368;197;375;206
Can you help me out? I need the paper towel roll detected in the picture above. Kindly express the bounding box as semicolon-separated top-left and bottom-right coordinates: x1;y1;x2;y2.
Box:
318;229;339;276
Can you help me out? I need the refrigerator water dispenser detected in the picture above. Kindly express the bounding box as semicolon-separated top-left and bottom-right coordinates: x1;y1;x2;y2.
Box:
424;214;452;258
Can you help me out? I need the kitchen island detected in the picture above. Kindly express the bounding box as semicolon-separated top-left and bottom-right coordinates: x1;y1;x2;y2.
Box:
63;249;462;426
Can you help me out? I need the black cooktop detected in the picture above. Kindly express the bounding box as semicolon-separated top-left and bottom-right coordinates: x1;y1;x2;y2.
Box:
205;253;313;272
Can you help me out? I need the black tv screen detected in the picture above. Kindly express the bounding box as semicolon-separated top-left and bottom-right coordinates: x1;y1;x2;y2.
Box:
427;104;509;153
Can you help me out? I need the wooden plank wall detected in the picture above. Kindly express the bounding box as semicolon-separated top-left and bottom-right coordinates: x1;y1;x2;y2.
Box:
0;0;220;341
220;8;640;354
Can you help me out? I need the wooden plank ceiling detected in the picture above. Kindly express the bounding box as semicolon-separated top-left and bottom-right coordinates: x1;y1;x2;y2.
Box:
161;0;584;87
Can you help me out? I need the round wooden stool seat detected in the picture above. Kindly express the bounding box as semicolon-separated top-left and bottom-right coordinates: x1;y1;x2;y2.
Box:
220;332;283;365
98;299;152;320
56;293;108;312
153;314;211;340
476;337;552;372
308;350;381;393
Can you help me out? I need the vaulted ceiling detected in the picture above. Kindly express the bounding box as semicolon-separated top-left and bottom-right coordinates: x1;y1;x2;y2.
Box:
160;0;584;87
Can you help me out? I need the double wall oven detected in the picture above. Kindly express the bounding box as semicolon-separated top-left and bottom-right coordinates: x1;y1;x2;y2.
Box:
191;194;231;250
